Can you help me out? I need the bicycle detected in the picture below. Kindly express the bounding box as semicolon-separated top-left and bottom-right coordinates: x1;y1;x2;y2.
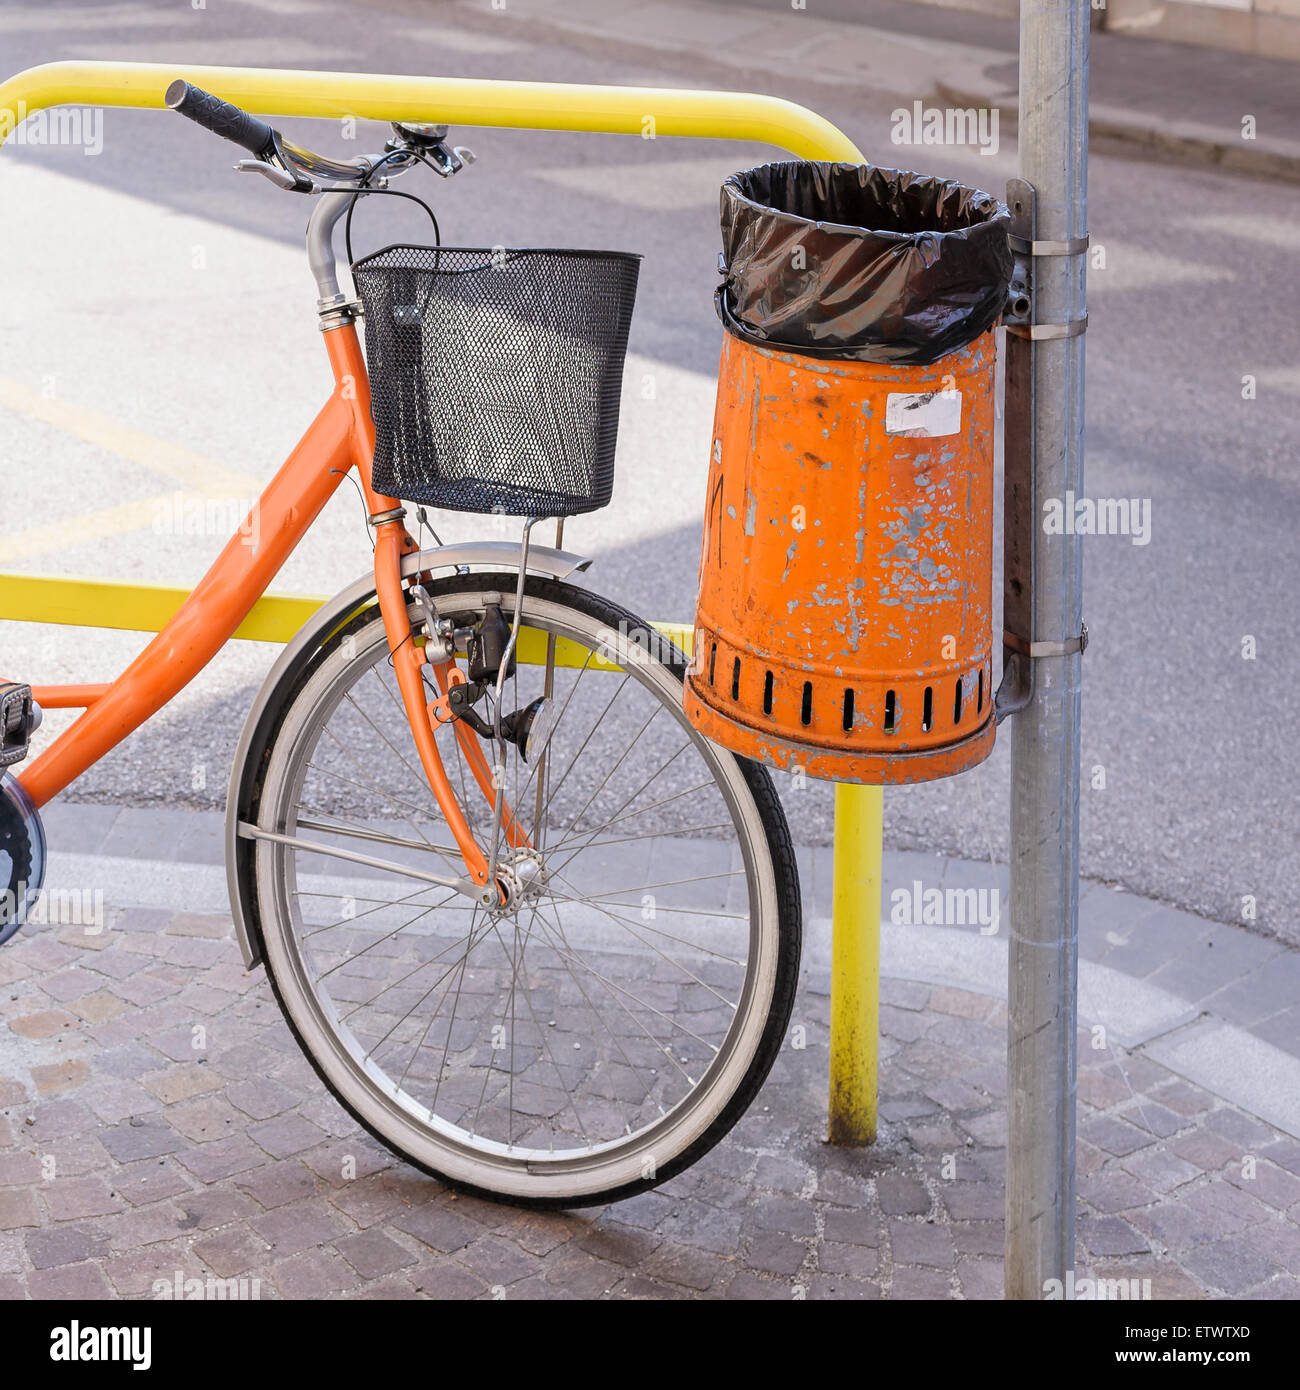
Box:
0;82;801;1207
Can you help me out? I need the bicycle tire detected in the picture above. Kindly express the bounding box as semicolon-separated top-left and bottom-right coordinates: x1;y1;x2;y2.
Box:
241;573;801;1207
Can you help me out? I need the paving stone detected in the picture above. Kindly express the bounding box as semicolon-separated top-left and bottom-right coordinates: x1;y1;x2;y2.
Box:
336;1229;419;1279
103;1243;207;1297
1264;1139;1300;1177
1077;1215;1150;1257
25;1223;109;1269
458;1235;539;1286
955;1256;1003;1299
98;1119;186;1164
742;1194;817;1238
889;1220;954;1269
939;1181;1003;1221
539;1249;622;1298
1079;1114;1152;1158
1182;1237;1284;1295
325;1176;414;1230
191;1225;273;1278
139;1061;226;1106
0;1190;41;1231
641;1240;727;1291
40;1175;123;1222
246;1113;328;1159
82;1078;160;1125
271;1247;356;1299
814;1169;873;1208
577;1221;664;1266
950;1220;1002;1257
817;1240;880;1278
1172;1129;1243;1170
1119;1146;1202;1195
235;1160;321;1210
176;1187;259;1232
175;1136;267;1183
724;1270;795;1300
823;1206;882;1248
10;1008;77;1040
747;1231;806;1276
27;1261;114;1299
104;1203;191;1251
392;1202;488;1255
1240;1220;1300;1278
871;1175;927;1217
1076;1067;1134;1111
958;1110;1007;1148
0;1151;41;1186
1079;1171;1159;1214
31;1059;92;1097
879;979;930;1011
1205;1106;1287;1150
1119;1101;1187;1139
1223;1159;1300;1211
225;1076;300;1121
167;1095;244;1143
808;1273;880;1299
250;1200;349;1258
888;1265;953;1298
115;1161;195;1208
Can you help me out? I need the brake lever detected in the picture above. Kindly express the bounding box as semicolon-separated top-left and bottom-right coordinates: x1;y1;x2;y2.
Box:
234;159;303;191
422;143;475;177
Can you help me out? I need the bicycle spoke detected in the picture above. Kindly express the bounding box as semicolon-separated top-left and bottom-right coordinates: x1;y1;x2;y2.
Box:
254;584;792;1190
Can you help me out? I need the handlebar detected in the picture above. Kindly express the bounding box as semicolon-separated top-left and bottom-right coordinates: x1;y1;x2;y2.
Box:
165;79;375;186
165;80;277;160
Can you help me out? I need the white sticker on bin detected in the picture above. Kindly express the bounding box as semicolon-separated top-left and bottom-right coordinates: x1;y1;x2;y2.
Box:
885;389;962;438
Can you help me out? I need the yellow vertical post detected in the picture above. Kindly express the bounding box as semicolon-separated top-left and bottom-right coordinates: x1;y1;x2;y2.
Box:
828;781;883;1145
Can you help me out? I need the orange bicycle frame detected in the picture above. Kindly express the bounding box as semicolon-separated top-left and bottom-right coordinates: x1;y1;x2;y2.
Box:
19;320;518;889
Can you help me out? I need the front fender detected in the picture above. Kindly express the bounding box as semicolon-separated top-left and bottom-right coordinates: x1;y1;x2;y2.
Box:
224;541;591;970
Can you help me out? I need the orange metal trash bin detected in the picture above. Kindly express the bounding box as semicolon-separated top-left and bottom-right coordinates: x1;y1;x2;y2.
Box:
683;163;1013;785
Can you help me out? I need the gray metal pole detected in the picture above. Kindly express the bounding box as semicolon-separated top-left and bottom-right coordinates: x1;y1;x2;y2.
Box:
1004;0;1089;1299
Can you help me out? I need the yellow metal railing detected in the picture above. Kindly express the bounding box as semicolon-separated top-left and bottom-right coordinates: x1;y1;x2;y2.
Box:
0;61;882;1147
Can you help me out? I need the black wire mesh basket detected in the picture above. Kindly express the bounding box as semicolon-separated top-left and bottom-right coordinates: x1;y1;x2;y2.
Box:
352;245;642;517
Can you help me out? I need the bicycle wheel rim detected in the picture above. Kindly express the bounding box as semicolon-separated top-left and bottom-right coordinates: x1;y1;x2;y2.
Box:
253;581;786;1202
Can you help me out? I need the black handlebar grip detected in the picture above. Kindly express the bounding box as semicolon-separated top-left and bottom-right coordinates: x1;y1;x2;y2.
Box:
164;79;277;159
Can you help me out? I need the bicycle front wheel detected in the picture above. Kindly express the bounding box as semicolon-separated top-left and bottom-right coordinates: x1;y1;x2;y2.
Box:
248;573;800;1206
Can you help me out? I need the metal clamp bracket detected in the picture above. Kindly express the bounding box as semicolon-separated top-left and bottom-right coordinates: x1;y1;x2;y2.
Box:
368;506;407;527
1003;624;1088;659
994;177;1089;726
1007;233;1090;257
1006;314;1088;341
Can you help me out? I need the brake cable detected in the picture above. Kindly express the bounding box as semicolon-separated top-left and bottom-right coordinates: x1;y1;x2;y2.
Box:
343;149;442;266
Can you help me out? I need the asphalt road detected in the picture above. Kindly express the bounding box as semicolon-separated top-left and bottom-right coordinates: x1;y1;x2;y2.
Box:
0;0;1297;942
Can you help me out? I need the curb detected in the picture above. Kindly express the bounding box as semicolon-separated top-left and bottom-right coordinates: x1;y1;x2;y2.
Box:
937;79;1300;187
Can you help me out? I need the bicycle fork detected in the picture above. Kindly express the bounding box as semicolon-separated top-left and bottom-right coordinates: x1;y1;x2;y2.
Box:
331;300;534;907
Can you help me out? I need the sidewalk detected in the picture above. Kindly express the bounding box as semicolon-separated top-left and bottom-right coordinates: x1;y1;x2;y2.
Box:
0;803;1297;1299
453;0;1300;183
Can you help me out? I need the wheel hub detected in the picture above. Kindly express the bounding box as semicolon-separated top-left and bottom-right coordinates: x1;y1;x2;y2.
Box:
487;850;547;915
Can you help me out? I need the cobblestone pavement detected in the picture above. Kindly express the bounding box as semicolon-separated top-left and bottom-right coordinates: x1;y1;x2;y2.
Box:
2;901;1298;1301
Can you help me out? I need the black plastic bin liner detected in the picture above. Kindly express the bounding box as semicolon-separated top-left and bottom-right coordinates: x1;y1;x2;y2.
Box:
718;161;1013;366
